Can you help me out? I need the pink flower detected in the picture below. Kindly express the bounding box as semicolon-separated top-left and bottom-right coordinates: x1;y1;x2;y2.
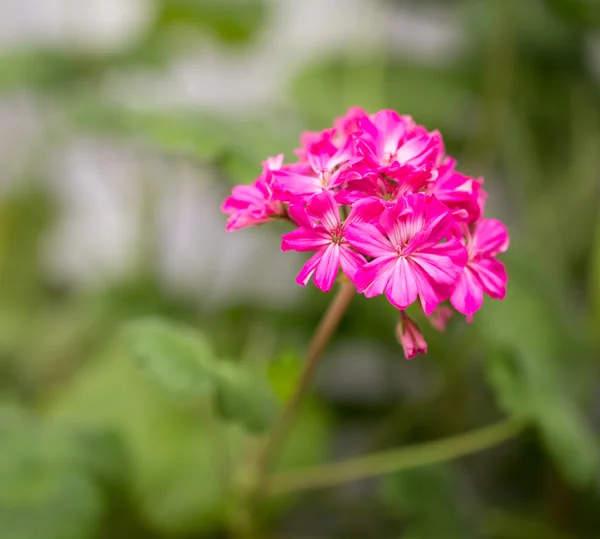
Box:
281;191;383;291
333;107;368;143
221;155;285;231
396;313;427;360
429;158;482;223
356;110;444;175
345;193;467;314
450;219;509;316
272;136;357;200
337;162;432;204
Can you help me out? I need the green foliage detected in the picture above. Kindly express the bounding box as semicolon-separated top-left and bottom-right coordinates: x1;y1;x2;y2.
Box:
122;318;279;433
290;58;468;135
157;0;267;44
381;465;473;539
0;407;105;539
481;258;600;487
267;352;302;403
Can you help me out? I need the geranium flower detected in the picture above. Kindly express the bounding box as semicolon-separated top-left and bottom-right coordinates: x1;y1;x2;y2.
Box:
450;218;509;317
281;190;383;291
345;193;467;314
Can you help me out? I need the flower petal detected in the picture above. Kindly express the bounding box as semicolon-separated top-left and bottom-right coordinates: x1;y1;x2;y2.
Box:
408;258;452;315
449;266;484;315
313;243;341;291
471;258;507;299
306;190;340;232
339;245;366;281
345;222;395;258
354;255;397;296
473;219;509;256
385;257;419;310
272;169;322;198
410;243;466;288
281;227;331;252
296;250;323;286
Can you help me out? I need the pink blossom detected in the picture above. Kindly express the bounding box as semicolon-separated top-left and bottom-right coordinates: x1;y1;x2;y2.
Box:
429;158;482;223
450;219;509;316
396;313;428;360
345;193;467;314
221;107;510;360
333;107;368;143
337;162;432;204
281;191;383;291
272;136;357;200
355;110;444;175
221;155;285;231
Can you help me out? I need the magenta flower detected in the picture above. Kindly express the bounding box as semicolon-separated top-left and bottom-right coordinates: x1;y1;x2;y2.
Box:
221;107;510;359
429;158;483;223
281;190;382;291
345;193;467;314
450;219;509;317
356;110;443;175
396;313;428;360
272;136;357;200
221;155;285;231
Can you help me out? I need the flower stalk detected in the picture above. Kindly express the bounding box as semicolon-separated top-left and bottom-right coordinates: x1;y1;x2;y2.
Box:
267;417;526;496
253;277;355;493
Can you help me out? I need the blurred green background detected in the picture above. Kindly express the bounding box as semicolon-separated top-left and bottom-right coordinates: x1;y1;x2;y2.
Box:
1;0;600;538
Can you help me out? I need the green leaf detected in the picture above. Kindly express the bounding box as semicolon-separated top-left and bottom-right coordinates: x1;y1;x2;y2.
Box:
122;318;218;398
480;256;600;487
121;317;278;432
50;350;234;536
0;407;103;539
215;362;278;433
267;352;301;403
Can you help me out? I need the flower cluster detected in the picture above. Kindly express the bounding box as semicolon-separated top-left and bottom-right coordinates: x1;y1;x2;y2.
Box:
222;108;509;359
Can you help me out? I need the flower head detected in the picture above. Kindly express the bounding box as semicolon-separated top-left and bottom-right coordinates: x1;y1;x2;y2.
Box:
221;107;510;359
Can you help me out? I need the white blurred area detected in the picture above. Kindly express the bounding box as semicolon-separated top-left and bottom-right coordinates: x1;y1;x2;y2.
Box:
0;0;461;306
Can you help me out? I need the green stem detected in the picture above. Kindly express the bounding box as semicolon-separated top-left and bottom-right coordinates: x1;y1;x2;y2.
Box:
253;278;355;492
267;417;526;496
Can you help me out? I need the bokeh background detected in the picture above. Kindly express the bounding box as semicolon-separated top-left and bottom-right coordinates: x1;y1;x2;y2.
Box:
1;0;600;538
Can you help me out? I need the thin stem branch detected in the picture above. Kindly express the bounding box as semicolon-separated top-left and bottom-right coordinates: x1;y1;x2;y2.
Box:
253;278;355;488
267;417;526;496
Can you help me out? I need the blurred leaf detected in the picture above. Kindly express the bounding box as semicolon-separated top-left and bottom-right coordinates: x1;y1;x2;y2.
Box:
486;349;530;419
215;361;278;433
0;406;103;539
157;0;267;44
0;188;54;302
123;318;218;397
51;348;235;536
481;253;600;487
381;465;474;539
290;57;468;136
68;101;229;162
51;345;328;535
267;352;301;403
122;317;278;432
